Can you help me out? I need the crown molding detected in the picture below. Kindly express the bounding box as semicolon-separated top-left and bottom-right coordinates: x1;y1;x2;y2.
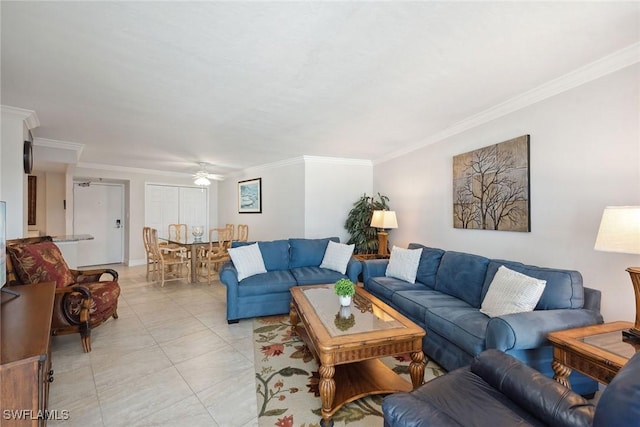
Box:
303;155;372;167
226;156;306;177
1;105;40;129
34;137;85;161
76;161;225;181
375;42;640;165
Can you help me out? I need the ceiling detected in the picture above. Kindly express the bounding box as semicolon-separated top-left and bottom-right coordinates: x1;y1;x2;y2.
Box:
2;2;639;178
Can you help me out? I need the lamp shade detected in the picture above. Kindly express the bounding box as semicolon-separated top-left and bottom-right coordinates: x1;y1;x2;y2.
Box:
594;206;640;255
370;210;398;229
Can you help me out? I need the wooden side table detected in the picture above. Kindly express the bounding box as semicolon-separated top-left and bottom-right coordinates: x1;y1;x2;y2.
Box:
547;321;640;389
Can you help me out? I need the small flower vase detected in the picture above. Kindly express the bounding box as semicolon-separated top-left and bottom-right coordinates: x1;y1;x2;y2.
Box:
339;295;352;307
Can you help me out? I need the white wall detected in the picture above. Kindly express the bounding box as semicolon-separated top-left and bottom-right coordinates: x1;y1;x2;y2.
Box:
304;157;373;242
219;158;306;241
373;64;640;324
0;108;35;238
72;166;217;265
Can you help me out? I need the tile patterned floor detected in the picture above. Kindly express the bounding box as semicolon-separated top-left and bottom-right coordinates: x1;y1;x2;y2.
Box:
48;264;257;427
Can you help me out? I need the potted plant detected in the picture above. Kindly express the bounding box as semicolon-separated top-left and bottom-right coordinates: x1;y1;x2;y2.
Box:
334;278;356;306
344;193;390;254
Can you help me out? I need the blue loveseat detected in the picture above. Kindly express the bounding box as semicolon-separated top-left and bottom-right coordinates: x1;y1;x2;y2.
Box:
362;243;604;395
220;237;362;323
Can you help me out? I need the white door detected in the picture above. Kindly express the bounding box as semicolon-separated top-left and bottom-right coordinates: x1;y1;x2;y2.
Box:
144;184;208;237
74;182;124;266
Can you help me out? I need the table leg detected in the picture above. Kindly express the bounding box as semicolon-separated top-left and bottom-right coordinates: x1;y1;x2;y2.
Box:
289;302;299;336
190;245;199;283
552;360;572;389
409;350;425;388
319;364;336;427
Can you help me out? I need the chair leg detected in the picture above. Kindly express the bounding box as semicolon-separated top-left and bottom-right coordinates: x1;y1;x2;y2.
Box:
81;332;92;353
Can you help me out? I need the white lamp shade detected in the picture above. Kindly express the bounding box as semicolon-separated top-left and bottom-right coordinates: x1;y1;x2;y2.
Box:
370;210;398;229
594;206;640;255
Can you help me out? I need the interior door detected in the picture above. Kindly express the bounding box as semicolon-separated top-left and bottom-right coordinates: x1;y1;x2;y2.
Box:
74;182;124;266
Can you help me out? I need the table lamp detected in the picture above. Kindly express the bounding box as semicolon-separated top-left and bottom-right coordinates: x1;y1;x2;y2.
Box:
370;210;398;256
594;206;640;340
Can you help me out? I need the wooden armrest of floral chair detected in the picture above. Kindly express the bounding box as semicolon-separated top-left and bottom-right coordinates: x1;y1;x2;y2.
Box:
6;236;120;352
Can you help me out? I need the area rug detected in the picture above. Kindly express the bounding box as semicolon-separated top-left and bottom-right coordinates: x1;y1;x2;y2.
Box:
253;315;444;427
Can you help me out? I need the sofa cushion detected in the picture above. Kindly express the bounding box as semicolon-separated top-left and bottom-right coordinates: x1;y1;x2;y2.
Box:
289;237;339;269
8;241;75;288
435;251;490;307
408;243;445;288
427;306;490;356
319;240;354;274
482;260;584;309
392;290;472;324
291;266;346;286
237;270;297;297
386;246;423;283
228;243;267;281
480;266;547;318
232;240;290;271
366;276;428;302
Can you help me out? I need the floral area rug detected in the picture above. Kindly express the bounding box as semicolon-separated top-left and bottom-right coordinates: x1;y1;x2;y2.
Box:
253;315;444;427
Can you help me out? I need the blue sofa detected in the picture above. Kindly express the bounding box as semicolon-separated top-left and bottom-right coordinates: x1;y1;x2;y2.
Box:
220;237;362;323
362;243;603;395
383;348;640;427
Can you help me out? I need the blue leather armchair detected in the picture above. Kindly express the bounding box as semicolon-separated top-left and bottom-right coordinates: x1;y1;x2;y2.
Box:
383;348;640;427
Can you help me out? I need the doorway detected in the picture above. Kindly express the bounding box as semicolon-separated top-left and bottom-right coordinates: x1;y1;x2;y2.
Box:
73;181;124;267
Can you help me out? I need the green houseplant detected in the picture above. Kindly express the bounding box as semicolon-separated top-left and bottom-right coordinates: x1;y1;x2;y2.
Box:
344;193;390;254
334;278;356;306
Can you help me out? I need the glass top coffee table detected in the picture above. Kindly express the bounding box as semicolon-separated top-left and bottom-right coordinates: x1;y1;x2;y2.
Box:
289;284;426;427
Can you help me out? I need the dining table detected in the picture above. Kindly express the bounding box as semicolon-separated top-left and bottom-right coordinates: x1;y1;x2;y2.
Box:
158;235;212;283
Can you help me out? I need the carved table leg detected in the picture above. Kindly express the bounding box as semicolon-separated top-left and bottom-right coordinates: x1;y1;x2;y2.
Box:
289;303;299;336
409;351;425;388
552;360;572;389
319;364;336;427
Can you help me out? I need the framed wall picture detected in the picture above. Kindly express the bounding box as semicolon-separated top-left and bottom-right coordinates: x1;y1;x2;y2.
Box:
238;178;262;214
453;135;530;232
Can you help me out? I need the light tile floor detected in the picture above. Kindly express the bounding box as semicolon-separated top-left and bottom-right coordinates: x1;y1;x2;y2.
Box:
48;264;257;427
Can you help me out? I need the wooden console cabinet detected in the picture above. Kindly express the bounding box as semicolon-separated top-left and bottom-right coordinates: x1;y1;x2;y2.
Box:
1;282;55;427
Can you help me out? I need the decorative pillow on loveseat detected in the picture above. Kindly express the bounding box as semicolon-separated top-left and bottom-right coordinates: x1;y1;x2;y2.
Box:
7;241;75;288
228;243;267;281
289;237;339;268
319;240;355;274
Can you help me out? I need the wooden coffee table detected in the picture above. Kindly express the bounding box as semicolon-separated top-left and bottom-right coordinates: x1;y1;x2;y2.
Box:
547;321;640;388
289;284;426;427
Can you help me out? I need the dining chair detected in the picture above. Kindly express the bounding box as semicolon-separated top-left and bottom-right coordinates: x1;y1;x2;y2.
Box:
149;228;189;287
237;224;249;242
142;226;157;279
225;224;234;242
200;227;233;283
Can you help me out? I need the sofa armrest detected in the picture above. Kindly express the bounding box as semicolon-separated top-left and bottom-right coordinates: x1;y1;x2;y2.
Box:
346;257;363;283
472;350;595;427
219;263;240;320
486;309;604;351
583;287;601;312
362;259;389;284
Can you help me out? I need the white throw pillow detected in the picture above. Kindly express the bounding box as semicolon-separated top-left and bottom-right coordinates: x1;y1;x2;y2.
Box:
319;241;355;274
385;246;423;284
480;266;547;318
228;243;267;281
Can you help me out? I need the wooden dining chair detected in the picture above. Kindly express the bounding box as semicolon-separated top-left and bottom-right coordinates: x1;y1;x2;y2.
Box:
199;227;233;283
142;226;157;279
149;228;189;287
237;224;249;242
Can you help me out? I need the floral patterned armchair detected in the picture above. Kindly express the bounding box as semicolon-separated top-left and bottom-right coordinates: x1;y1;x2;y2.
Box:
6;236;120;352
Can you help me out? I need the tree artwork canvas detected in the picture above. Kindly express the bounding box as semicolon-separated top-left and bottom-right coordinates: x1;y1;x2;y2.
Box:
453;135;530;232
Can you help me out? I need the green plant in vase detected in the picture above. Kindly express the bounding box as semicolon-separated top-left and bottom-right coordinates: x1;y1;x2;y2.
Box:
334;278;356;306
344;193;390;254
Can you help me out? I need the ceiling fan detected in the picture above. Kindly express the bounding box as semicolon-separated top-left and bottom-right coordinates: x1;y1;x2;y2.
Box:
192;163;224;186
